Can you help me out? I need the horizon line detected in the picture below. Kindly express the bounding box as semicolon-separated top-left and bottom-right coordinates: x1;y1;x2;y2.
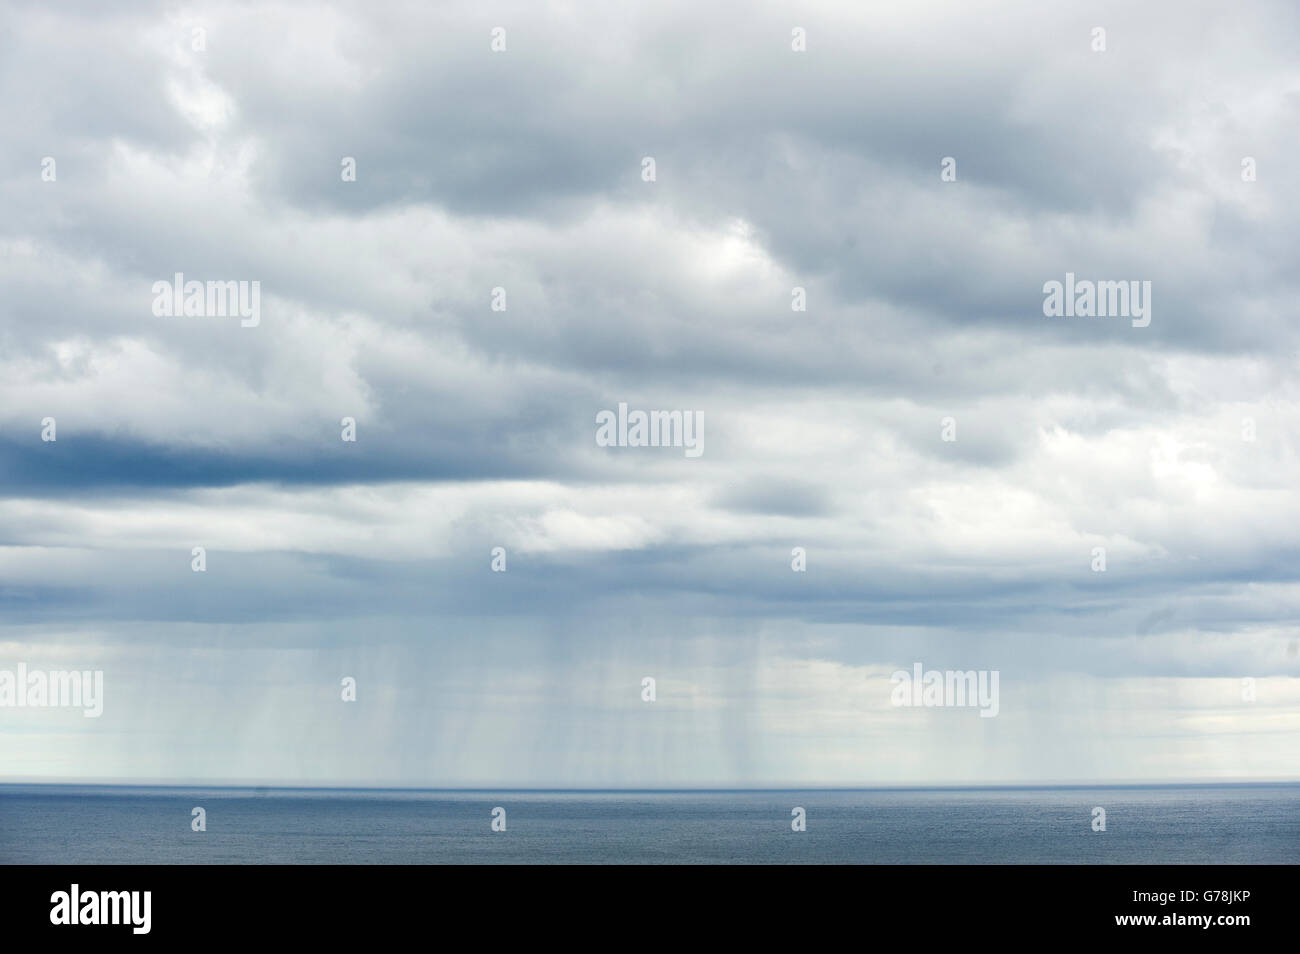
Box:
4;778;1299;793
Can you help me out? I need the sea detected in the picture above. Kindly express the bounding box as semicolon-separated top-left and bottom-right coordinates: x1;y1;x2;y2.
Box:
1;783;1296;864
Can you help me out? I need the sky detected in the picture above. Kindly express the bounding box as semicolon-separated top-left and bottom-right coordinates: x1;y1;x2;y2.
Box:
1;0;1298;787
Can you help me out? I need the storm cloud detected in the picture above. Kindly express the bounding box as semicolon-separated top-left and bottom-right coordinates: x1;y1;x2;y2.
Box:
1;0;1298;786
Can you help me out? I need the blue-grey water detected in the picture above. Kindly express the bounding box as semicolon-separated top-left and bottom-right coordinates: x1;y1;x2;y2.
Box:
1;784;1296;864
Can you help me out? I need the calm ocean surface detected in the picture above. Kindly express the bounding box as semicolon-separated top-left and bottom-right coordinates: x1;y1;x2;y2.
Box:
1;784;1296;864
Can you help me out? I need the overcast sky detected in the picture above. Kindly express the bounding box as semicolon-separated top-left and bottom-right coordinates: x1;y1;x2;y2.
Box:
2;0;1298;787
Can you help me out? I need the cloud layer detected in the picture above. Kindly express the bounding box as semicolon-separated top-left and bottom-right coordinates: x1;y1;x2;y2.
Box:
2;0;1298;785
